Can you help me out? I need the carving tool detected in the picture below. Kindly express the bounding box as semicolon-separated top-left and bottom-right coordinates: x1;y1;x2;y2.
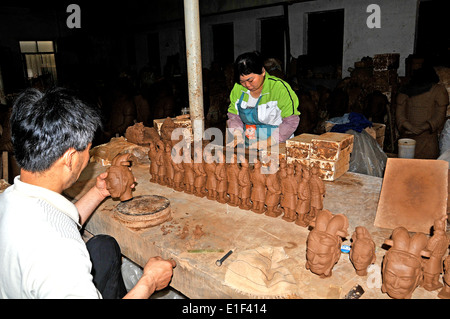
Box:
215;250;233;266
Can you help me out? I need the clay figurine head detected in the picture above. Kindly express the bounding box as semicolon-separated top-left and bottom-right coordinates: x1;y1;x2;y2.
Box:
105;165;135;201
349;226;376;276
306;210;349;278
381;227;430;299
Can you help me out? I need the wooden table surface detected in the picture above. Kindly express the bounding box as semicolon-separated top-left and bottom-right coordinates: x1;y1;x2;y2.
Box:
65;161;447;299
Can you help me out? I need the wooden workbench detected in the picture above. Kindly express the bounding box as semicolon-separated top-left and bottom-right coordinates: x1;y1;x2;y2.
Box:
65;162;446;299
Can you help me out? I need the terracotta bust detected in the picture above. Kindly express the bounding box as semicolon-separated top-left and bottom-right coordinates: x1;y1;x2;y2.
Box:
105;153;135;201
349;226;376;276
306;210;348;278
250;158;266;214
438;256;450;299
422;217;449;291
382;226;430;299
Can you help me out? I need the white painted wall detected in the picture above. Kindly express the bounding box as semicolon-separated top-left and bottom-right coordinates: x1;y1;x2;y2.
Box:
146;0;418;79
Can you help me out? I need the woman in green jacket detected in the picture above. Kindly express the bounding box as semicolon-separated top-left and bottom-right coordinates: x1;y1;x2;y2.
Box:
227;51;300;149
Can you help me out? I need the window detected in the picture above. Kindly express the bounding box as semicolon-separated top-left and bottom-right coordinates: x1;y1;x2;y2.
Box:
19;41;57;86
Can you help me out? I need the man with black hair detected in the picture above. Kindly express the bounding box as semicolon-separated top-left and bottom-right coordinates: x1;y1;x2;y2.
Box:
0;87;175;299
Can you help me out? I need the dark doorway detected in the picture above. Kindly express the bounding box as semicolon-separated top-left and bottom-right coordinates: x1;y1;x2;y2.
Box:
260;16;285;65
212;23;234;67
307;9;344;69
147;33;161;75
416;0;450;67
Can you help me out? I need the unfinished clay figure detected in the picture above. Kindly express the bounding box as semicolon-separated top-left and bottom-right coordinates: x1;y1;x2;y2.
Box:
250;159;266;214
155;140;166;185
215;150;228;204
238;155;252;210
148;140;159;183
422;217;449;291
349;226;376;276
163;141;174;187
182;150;195;194
306;210;349;278
226;154;240;206
280;163;297;222
193;147;207;197
309;163;325;221
204;152;217;200
295;164;311;227
265;163;282;217
105;153;135;201
172;148;185;192
382;227;430;299
438;256;450;299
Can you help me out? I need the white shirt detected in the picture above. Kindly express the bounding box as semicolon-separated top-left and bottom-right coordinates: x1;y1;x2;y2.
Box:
0;176;101;299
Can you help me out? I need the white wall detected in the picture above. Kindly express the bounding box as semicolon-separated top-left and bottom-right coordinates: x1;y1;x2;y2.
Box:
139;0;418;79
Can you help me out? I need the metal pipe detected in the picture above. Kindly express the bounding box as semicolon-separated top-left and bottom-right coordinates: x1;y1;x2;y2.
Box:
183;0;204;142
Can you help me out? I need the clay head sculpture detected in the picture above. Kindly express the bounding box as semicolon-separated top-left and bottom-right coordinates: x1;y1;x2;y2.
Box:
382;227;430;299
106;153;135;201
349;226;376;276
306;210;349;278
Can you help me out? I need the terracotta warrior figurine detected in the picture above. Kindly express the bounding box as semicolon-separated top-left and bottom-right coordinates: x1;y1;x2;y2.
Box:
215;149;228;204
105;153;135;201
382;226;430;299
309;163;325;221
438;256;450;299
163;141;174;187
349;226;376;276
295;164;311;227
306;210;349;278
193;147;207;197
155;140;166;185
182;149;195;194
264;161;282;218
280;163;298;222
226;154;240;207
422;217;449;291
172;148;185;192
148;140;159;183
204;152;217;200
238;155;252;210
294;161;303;184
250;158;266;214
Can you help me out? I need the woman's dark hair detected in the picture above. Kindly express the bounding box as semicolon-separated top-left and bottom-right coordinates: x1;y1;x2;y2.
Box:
10;87;102;172
234;51;264;83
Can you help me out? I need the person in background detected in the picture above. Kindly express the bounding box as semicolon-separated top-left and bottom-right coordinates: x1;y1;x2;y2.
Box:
0;87;175;299
227;51;300;149
396;66;449;159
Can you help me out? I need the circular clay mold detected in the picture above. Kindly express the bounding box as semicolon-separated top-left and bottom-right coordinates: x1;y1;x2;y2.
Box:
114;195;172;230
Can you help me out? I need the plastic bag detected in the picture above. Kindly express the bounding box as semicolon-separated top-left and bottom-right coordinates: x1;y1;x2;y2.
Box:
121;257;143;292
439;119;450;155
347;129;387;178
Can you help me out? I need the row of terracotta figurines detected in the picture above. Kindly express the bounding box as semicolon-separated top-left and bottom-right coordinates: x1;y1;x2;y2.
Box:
147;139;325;228
307;210;450;299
